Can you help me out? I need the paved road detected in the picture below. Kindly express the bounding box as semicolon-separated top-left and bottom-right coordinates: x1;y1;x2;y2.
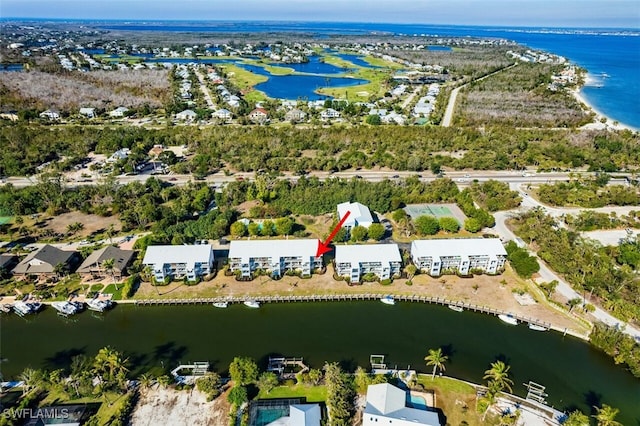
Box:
493;208;640;341
195;69;217;111
400;85;422;110
441;63;518;127
2;170;630;189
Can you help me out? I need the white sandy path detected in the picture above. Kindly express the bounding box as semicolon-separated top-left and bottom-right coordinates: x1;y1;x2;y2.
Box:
130;387;227;426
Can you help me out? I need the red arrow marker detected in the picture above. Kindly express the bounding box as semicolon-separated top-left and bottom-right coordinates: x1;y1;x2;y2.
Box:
316;211;351;257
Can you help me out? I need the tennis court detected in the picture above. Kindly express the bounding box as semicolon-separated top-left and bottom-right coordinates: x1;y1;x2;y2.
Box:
403;203;467;225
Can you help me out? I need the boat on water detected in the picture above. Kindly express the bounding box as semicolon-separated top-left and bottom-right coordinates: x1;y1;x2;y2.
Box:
528;323;548;332
213;302;228;308
498;314;519;325
0;304;12;313
87;298;113;312
51;301;79;317
448;305;464;312
12;301;37;316
244;300;260;308
380;296;395;305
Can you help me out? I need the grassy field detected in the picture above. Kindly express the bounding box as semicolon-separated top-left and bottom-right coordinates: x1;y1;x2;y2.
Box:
415;375;498;426
317;68;391;101
257;384;327;403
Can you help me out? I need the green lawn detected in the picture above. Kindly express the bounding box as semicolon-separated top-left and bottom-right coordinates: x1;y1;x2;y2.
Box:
0;216;12;225
257;384;327;403
415;375;498;426
102;283;123;300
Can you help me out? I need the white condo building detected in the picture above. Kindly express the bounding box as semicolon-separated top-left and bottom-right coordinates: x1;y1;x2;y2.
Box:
337;201;374;229
228;239;323;279
143;245;214;282
363;383;440;426
335;244;402;283
410;238;507;276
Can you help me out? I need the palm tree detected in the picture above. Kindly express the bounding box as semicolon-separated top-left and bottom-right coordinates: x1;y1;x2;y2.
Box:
139;373;153;390
592;404;622;426
101;258;116;286
564;410;590;426
19;368;44;395
424;348;448;380
157;374;171;388
483;360;514;393
93;347;129;392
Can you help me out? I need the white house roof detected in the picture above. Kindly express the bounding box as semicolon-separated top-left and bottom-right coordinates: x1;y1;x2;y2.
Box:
411;238;506;258
335;244;401;265
290;404;321;426
142;245;213;266
364;383;440;426
229;239;319;262
337;201;374;227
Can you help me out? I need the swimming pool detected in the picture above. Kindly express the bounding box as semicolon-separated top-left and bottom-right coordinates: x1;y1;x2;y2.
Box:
249;398;302;426
407;394;428;410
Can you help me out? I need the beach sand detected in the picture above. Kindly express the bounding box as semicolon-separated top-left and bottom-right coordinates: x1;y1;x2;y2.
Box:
571;85;638;132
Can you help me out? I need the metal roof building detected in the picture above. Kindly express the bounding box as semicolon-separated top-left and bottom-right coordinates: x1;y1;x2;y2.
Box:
410;238;507;276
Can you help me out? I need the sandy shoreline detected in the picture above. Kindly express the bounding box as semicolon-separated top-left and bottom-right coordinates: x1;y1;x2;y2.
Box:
571;82;638;132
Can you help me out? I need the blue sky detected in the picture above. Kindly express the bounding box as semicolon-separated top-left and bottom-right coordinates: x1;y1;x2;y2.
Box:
2;0;639;28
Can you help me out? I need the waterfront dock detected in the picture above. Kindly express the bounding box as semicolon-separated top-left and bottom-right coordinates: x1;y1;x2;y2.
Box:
133;293;555;332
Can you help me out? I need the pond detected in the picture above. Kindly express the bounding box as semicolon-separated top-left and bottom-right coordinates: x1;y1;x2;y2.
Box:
1;301;638;423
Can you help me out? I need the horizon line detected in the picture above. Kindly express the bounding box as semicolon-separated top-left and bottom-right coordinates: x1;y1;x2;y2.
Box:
1;17;639;31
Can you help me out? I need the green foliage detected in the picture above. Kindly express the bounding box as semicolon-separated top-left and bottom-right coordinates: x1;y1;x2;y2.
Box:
256;372;279;394
324;362;356;425
563;410;590;426
538;179;640;208
464;218;482;233
350;225;368;242
512;208;640;323
229;357;258;386
365;114;381;125
617;238;640;269
505;241;540;278
121;273;139;299
227;385;248;406
196;373;222;401
589;322;640;378
230;221;247;238
469;180;521;212
415;215;440;235
438;216;460;233
367;223;386;240
392;208;408;223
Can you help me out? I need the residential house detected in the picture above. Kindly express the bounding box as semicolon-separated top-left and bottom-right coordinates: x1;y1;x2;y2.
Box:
265;404;321;426
107;148;131;163
12;245;79;279
109;107;129;118
249;108;269;124
334;244;402;283
363;383;440;426
337;201;374;230
142;245;214;282
0;254;18;276
76;246;135;280
148;144;165;159
381;112;407;125
320;108;340;121
284;108;307;123
79;107;96;118
176;109;197;122
410;238;507;276
228;239;323;279
39;109;60;120
212;108;233;123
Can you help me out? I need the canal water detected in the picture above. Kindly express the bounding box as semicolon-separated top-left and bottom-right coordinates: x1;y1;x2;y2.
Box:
2;302;638;423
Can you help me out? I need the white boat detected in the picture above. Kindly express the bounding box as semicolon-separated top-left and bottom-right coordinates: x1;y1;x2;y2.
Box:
498;314;518;325
52;301;79;317
12;301;33;316
87;298;113;312
213;302;228;308
380;296;395;305
448;305;464;312
29;302;43;312
528;323;548;332
0;304;12;313
244;300;260;308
